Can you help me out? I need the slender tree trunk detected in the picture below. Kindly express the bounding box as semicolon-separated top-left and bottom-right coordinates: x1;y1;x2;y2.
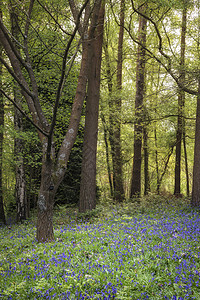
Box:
158;146;174;193
103;41;115;197
191;79;200;207
174;7;187;197
103;0;125;202
143;124;150;195
174;97;183;196
111;0;125;202
183;126;190;196
154;128;160;194
0;40;6;225
9;1;28;221
14;110;28;221
101;113;113;197
0;93;5;225
79;0;104;213
130;6;147;198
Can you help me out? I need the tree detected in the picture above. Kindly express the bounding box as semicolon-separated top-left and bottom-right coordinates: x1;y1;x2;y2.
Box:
79;0;105;213
102;36;115;198
0;28;6;225
130;0;200;204
9;0;28;221
143;114;150;195
101;0;125;202
0;0;102;241
100;112;113;197
130;3;147;198
192;79;200;206
112;0;125;202
174;6;187;197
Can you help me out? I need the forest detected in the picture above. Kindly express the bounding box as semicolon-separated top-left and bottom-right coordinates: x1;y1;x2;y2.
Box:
0;0;200;240
1;0;200;299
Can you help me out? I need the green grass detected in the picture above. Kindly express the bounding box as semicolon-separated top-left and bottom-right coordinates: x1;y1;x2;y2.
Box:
0;196;200;299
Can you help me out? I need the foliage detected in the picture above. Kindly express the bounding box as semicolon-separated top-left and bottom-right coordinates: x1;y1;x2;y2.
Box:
0;197;200;299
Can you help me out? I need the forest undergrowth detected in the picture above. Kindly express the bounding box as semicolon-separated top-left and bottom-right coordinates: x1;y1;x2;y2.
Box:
0;196;200;300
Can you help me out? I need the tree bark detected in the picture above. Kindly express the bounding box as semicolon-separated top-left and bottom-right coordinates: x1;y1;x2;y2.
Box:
130;5;147;198
157;146;174;194
154;128;160;195
103;40;115;198
183;125;190;196
79;0;104;213
101;113;113;197
36;148;55;242
103;0;125;202
174;7;187;197
15;128;28;221
0;38;6;225
191;79;200;207
143;124;150;195
111;0;125;202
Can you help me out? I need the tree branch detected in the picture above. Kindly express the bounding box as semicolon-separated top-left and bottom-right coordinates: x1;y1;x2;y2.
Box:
0;8;49;131
46;0;90;160
0;55;35;99
0;18;29;72
0;89;49;137
36;0;73;36
129;1;197;96
22;0;49;130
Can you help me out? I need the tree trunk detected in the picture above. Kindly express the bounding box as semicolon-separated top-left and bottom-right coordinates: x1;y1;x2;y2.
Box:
111;0;125;202
174;7;187;197
10;3;28;221
36;0;102;241
130;6;147;198
143;124;150;195
0;40;6;225
79;0;104;213
15;131;28;221
103;0;125;202
158;146;174;194
183;126;190;196
36;148;55;242
36;36;91;241
101;113;113;197
154;128;160;194
191;79;200;207
103;41;115;198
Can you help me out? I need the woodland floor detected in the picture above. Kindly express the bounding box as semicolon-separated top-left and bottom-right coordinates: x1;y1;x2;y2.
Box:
0;196;200;299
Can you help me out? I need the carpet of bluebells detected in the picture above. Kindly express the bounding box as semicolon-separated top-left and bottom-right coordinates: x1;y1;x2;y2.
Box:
0;201;200;299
